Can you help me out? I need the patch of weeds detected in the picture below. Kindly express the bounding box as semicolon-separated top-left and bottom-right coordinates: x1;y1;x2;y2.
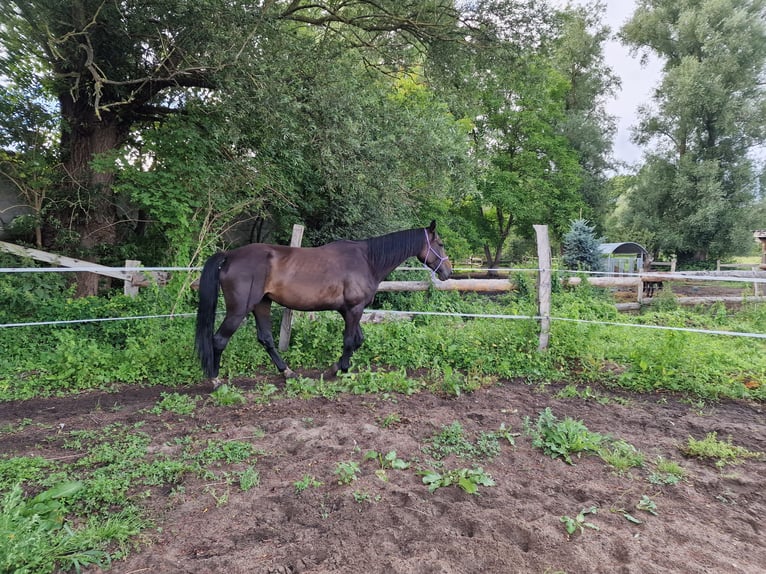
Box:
333;461;360;485
210;384;247;407
204;486;229;507
378;413;402;429
429;365;487;398
294;474;323;494
420;467;495;494
556;384;609;404
254;383;280;404
0;418;34;435
525;408;605;465
681;432;763;468
149;392;198;415
423;421;515;462
598;440;644;474
648;456;685;485
238;466;260;491
0;456;55;490
197;440;263;467
561;506;599;538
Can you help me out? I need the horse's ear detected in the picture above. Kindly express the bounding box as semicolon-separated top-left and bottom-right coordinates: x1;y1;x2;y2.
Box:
428;220;436;232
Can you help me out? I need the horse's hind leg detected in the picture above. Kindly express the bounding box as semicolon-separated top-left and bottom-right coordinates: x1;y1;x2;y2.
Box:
253;301;295;378
211;312;247;388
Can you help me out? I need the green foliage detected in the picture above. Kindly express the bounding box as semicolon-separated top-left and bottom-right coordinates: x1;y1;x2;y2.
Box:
422;422;511;462
525;408;605;464
0;481;121;574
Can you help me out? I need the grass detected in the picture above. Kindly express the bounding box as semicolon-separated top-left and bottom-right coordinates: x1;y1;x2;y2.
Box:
0;420;268;571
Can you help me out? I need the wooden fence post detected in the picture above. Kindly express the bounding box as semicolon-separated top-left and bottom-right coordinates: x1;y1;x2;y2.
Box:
533;224;551;351
124;260;141;297
278;224;305;351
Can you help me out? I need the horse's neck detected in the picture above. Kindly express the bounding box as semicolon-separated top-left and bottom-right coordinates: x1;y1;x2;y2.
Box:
365;230;422;282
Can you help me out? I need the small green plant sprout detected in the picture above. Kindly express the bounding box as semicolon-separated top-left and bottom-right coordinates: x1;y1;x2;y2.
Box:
334;461;361;485
352;490;380;505
611;506;642;525
294;474;323;494
598;440;644;474
149;392;198;415
526;408;605;465
560;506;599;538
636;495;658;516
364;450;410;470
210;384;246;406
420;467;495;495
648;456;686;485
681;432;763;468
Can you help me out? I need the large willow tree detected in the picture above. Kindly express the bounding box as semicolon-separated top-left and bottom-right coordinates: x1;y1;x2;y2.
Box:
619;0;766;261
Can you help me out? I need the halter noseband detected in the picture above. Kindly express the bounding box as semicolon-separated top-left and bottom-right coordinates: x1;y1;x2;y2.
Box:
423;228;449;278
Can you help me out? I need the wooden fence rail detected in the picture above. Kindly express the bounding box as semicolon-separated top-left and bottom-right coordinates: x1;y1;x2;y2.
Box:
0;241;168;296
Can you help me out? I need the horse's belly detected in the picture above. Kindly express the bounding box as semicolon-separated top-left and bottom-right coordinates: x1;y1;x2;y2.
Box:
267;276;370;312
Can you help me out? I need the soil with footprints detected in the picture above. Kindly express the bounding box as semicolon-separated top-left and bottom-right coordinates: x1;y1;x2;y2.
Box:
1;374;764;574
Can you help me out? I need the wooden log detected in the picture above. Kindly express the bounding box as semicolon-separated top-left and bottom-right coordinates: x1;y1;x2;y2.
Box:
377;278;513;292
564;276;640;288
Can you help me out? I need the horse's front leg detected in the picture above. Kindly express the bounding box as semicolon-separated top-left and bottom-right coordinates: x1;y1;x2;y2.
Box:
253;301;296;379
330;307;365;376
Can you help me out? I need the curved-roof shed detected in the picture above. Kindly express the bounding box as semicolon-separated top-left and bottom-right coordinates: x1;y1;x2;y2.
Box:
598;242;649;257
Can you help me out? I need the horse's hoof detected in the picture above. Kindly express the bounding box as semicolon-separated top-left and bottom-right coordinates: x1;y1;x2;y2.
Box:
212;377;223;390
283;367;297;379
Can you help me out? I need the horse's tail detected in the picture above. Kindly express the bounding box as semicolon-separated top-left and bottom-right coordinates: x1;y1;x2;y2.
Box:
195;252;227;378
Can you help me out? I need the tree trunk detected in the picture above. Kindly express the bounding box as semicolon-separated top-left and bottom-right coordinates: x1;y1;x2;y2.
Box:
58;97;128;297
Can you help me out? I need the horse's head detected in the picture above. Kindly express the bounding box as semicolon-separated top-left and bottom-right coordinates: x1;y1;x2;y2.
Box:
420;220;452;281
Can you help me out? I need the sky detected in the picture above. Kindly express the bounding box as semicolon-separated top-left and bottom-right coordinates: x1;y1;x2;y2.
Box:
556;1;663;169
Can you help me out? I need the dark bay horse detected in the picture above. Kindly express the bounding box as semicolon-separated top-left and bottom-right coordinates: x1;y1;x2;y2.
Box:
195;221;451;387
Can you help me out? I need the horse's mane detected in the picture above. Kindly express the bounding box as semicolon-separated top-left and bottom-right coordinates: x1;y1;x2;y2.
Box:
364;228;423;277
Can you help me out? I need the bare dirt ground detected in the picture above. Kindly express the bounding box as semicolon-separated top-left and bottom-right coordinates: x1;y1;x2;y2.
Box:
1;373;764;574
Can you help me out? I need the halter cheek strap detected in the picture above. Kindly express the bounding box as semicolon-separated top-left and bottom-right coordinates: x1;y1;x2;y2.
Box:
423;228;449;278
